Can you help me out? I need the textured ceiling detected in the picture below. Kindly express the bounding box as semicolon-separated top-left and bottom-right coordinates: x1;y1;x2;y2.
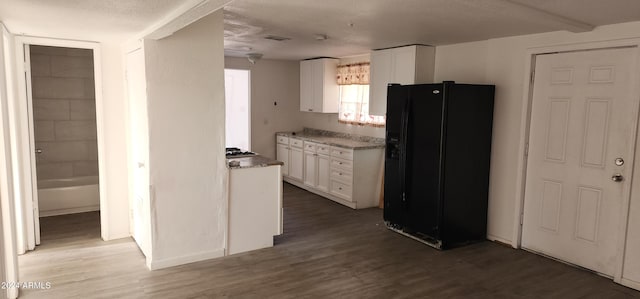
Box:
1;0;639;57
223;0;640;60
508;0;640;25
0;0;191;41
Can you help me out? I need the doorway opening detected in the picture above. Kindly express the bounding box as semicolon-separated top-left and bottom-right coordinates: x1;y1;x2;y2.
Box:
26;45;101;247
224;69;251;151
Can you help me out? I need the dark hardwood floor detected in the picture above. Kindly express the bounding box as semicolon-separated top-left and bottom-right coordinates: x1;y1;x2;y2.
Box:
18;183;640;298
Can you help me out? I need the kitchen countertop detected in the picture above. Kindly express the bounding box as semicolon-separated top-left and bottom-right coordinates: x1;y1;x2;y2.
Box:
276;131;385;150
227;155;284;169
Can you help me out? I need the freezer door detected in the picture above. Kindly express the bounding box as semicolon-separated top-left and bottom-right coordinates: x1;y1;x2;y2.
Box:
383;84;408;227
404;84;445;240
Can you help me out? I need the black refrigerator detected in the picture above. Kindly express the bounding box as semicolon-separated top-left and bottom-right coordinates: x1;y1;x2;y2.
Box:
383;81;495;249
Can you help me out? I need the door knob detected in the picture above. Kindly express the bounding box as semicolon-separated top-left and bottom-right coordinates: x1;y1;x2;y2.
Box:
35;148;42;154
612;173;624;182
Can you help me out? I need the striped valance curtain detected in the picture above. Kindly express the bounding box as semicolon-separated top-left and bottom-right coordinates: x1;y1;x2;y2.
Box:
336;62;370;85
335;61;384;127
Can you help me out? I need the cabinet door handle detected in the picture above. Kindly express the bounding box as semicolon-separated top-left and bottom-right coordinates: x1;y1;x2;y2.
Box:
308;109;313;112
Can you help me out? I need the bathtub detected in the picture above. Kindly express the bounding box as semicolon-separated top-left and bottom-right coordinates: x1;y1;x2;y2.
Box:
37;176;100;217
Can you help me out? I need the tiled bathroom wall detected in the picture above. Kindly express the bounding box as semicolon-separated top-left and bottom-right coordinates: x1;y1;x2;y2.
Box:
30;45;98;180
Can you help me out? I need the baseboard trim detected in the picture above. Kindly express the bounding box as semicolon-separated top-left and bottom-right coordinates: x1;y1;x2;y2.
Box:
284;178;357;209
39;205;100;217
102;232;131;241
487;234;515;248
620;277;640;291
147;248;225;270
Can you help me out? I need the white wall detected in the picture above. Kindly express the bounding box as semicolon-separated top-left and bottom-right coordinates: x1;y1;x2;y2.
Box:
143;10;226;268
434;21;640;247
435;40;489;84
224;57;303;159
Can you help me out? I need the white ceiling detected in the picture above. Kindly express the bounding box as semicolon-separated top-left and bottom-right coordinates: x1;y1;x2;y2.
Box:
1;0;639;58
0;0;191;41
223;0;640;60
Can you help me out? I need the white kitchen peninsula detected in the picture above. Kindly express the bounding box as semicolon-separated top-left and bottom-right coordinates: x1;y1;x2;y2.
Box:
227;155;284;255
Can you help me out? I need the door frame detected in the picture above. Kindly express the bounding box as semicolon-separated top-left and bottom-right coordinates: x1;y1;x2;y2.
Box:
13;36;109;248
0;23;20;299
124;43;154;266
513;38;640;286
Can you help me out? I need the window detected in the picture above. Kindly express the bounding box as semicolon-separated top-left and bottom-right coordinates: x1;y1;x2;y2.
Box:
336;62;385;127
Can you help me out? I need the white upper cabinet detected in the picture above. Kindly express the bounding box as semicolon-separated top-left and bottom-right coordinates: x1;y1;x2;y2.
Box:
369;45;435;116
300;61;314;112
300;58;339;113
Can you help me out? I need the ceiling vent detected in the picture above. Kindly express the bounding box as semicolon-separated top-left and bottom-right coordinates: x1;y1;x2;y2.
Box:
264;35;291;42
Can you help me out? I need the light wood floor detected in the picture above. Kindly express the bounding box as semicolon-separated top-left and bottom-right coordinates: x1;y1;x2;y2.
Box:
18;183;640;298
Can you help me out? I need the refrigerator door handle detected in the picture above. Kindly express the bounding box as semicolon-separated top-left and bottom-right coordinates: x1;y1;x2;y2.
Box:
399;97;411;202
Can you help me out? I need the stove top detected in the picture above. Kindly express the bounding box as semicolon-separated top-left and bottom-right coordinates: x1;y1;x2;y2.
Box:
226;147;257;158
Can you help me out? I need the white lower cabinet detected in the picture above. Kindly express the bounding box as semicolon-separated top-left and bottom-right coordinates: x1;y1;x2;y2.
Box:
316;154;330;192
228;165;282;255
330;179;353;201
303;150;317;187
277;134;383;209
278;136;304;182
276;143;289;176
289;146;303;181
329;154;353;201
302;141;331;192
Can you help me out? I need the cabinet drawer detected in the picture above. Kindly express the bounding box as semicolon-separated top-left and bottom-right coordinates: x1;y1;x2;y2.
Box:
290;138;303;148
330;158;353;171
277;135;289;145
331;147;353;160
330;180;353;201
303;141;317;153
316;144;331;156
330;169;352;183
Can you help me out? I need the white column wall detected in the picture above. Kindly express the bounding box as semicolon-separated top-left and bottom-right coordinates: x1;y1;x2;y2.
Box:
143;10;227;269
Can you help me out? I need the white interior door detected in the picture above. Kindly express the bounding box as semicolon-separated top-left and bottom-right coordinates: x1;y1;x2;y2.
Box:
125;48;151;257
522;47;639;277
224;69;250;150
24;45;40;247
